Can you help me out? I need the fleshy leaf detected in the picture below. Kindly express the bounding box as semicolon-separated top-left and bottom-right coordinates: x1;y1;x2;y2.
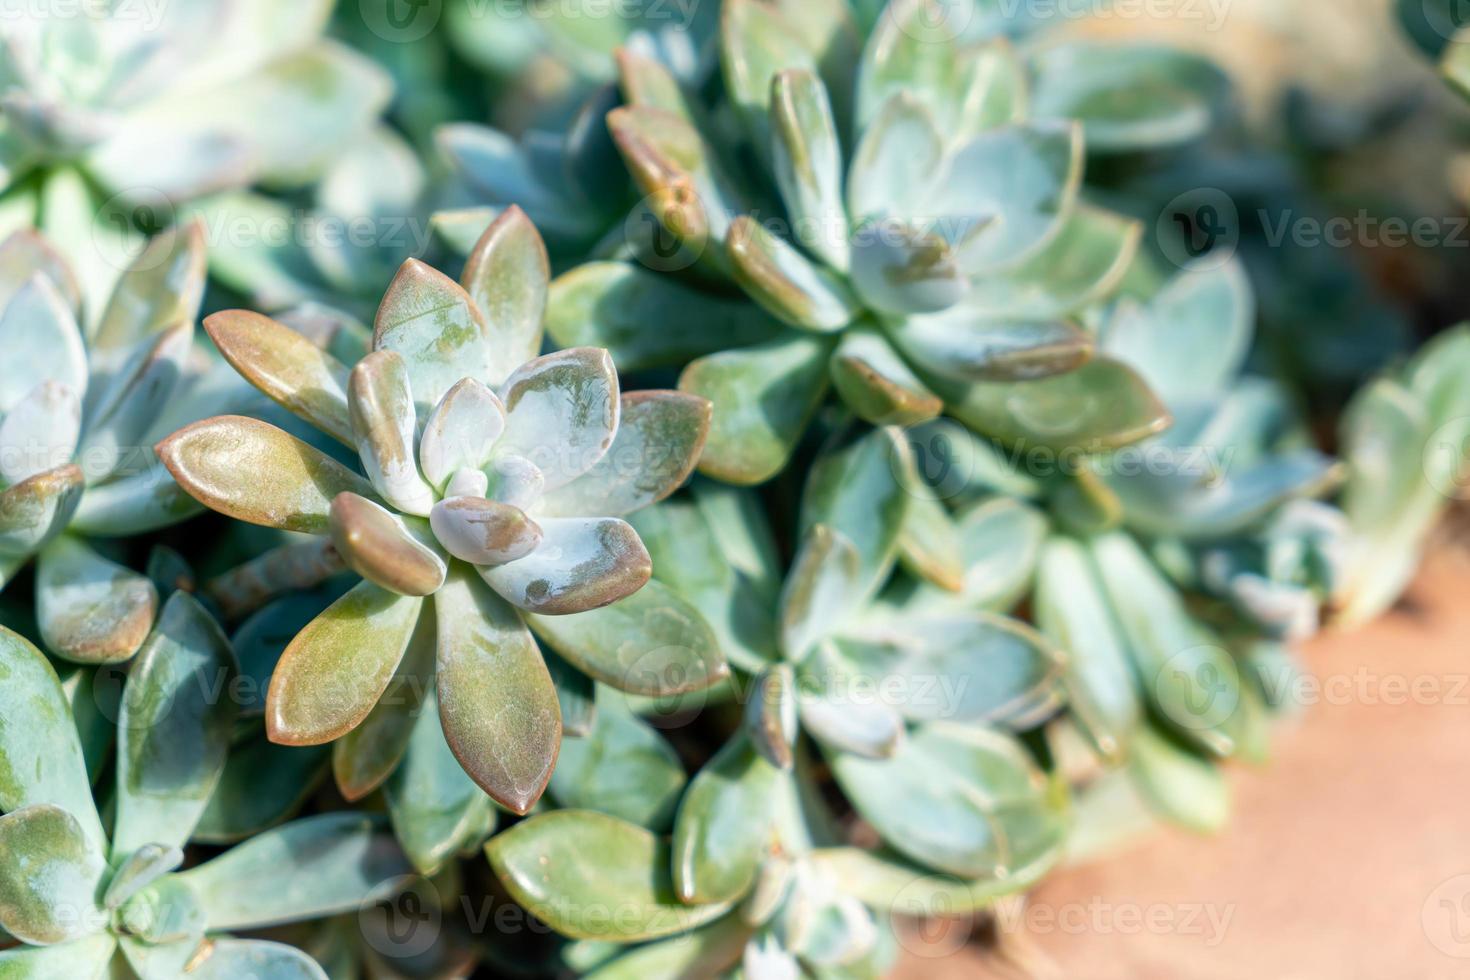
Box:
546;263;785;372
744;664;798;770
373;259;494;414
772;69;850;271
385;681;496;875
429;496;542;565
113;592;239;858
0;804;108;945
0;934;117;977
182;939;329;980
673;735;781;904
847;93;944;223
460;206;549;385
266;581;423;746
888;314;1092;383
80;322;194;483
418;378;506;490
435;568;561;815
36;535;157;665
849;218;967;316
158;416;377;533
528;579;728;696
0;627;105;851
0;464;85;557
349;350;436;517
194;738;330;844
539;392;711;518
175;813;409;931
939;356;1170;453
549;691;687;830
797;651;906;759
828;327;942;426
494;348;619;492
480;516;651;615
679;334;834;486
203;310;354;446
728;217;860;331
486;809;732;941
0;381;82;486
828;724;1065;878
0;275;86;413
1128;726;1230;833
329;492;447;595
779;524;862;662
721;0;817;155
800;427;912;596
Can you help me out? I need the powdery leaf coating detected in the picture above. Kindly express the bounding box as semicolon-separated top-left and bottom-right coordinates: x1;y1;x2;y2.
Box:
479;517;651;616
36;535;158;665
0;804;108;945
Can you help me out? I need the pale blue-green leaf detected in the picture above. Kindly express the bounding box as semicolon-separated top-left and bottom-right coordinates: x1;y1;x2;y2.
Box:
429;495;541;566
528;575;728;696
0;381;80;486
800;428;913;597
849;218;967;316
888;312;1091;383
102;843;182;910
797;649;905;759
0;229;80;312
828;724;1064;878
349;350;436;517
372;259;494;415
829;326;943;428
69;465;204;537
771;69;850;272
895;487;964;591
1127;726;1230;833
418;378;506;492
744;664;798;770
176;813;408;931
486;809;733;941
80;323;193;483
88;221;207;354
901;495;1048;612
809;845;1060;916
847;93;944;224
193;737;330;845
494;348;619;492
779;525;861;663
679;335;834;486
1035;537;1140;762
0;804;108;945
584;917;752;979
0;274;85;414
674;735;782;904
721;0;818;157
953;38;1028;140
0;464;84;557
460;206;549;385
113;592;238;858
549;690;686;830
539;392;711;520
182;939;328;980
480;516;650;616
728;217;859;331
1101;259;1254;408
0;627;104;850
546;263;785;373
855;0;962;131
36;535;157;665
0;930;114;977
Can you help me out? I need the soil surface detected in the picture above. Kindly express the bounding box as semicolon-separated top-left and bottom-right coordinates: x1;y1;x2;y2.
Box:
895;551;1470;979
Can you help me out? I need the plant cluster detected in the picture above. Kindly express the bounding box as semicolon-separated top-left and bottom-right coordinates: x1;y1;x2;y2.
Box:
0;1;1464;978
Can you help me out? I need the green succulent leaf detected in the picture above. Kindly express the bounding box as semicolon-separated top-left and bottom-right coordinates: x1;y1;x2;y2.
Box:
0;381;82;487
849;218;967;316
800;427;913;597
828;724;1065;878
480;516;650;615
266;580;423;747
435;568;560;815
780;525;862;663
771;68;850;272
1127;726;1230;833
940;356;1170;453
728;217;860;331
895;488;964;591
460;206;549;385
848;93;945;225
385;681;496;875
679;334;834;486
193;738;330;845
673;735;782;905
418;378;507;491
539;392;711;519
0;627;105;852
0;229;81;311
486;809;732;941
1035;537;1141;762
203;310;355;446
721;0;819;158
0;804;108;945
113;592;239;858
0;275;86;413
745;664;798;770
349;349;437;517
549;690;686;831
36;535;158;665
583;915;751;979
797;647;906;759
546;263;785;372
158;415;377;533
68;468;204;539
888;313;1092;384
176;813;408;932
372;259;495;416
809;845;1059;916
0;931;115;976
829;327;943;427
528;578;728;696
81;323;194;483
179;938;329;980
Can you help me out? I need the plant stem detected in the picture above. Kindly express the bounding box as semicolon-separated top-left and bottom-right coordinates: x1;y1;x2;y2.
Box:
207;538;346;621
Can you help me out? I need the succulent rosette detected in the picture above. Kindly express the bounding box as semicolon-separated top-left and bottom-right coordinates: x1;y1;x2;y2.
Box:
0;610;409;979
158;209;723;831
0;223;260;665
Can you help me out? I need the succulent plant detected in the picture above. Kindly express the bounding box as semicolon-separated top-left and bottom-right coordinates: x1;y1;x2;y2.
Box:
0;1;391;312
157;208;724;830
0;223;258;665
536;0;1239;486
0;605;409;978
